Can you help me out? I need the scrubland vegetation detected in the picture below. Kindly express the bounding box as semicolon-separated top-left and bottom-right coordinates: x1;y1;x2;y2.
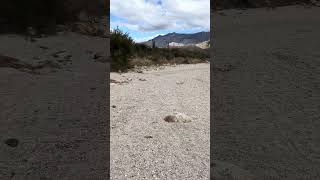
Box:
111;28;209;72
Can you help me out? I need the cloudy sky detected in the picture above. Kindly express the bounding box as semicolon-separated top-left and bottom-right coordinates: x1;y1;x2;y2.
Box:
110;0;210;42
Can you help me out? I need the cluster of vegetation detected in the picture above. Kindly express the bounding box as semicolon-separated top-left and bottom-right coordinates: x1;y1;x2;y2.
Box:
111;28;209;72
110;28;135;71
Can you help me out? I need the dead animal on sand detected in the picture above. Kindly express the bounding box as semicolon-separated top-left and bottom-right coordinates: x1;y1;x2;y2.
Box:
164;112;192;123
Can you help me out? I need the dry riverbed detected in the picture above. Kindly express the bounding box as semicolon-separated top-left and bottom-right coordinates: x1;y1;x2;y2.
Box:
110;63;210;179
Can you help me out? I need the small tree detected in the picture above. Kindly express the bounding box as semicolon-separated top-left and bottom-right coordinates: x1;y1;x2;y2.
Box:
110;27;135;71
152;40;156;48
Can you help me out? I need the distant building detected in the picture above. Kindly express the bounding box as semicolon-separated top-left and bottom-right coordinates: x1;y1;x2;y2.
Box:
168;42;185;48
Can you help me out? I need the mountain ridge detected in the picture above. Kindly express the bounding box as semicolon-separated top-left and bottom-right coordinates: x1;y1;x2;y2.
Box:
141;31;210;48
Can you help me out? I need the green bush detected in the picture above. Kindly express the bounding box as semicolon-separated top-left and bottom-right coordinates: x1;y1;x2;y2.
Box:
110;28;135;71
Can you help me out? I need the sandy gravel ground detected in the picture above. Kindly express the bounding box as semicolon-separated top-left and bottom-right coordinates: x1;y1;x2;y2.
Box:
211;5;320;179
110;63;210;179
0;33;108;179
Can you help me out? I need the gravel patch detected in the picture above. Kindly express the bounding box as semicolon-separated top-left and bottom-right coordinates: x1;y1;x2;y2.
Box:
111;63;210;179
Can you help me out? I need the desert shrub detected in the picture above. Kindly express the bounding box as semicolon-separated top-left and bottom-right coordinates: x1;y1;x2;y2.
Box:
132;45;209;64
134;43;149;57
110;28;135;71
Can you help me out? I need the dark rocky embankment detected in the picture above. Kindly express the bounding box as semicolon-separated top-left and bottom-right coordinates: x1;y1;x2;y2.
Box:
0;0;108;36
212;0;318;10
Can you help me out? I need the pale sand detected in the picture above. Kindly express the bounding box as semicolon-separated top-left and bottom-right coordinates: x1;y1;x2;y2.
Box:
110;63;210;179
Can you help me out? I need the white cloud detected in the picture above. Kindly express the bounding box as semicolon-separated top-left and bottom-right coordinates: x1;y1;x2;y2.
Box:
110;20;140;31
133;34;164;43
111;0;210;32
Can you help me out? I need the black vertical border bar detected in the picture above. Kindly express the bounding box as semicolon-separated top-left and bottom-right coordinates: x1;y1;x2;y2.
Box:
210;0;214;179
106;0;111;179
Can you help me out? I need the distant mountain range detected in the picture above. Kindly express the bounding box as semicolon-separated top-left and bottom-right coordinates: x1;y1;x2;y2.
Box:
141;31;210;49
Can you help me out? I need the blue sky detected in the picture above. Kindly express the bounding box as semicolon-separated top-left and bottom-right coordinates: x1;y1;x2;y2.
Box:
111;0;210;42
